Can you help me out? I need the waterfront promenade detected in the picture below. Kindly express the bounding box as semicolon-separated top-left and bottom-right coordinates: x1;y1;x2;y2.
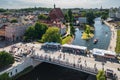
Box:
104;21;117;51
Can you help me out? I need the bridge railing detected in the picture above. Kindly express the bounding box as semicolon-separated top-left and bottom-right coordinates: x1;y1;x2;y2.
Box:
31;54;98;75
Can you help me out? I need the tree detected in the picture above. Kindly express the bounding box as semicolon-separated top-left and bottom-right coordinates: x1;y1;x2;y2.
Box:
41;27;62;43
0;51;14;68
34;22;48;39
96;70;106;80
101;11;108;20
24;26;35;41
38;14;48;20
86;11;95;26
10;18;18;23
64;13;69;22
70;23;75;35
0;8;6;12
68;9;73;23
85;25;91;34
64;10;75;35
0;73;12;80
24;22;48;41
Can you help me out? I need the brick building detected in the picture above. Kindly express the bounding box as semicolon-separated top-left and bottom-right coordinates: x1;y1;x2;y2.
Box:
49;4;64;22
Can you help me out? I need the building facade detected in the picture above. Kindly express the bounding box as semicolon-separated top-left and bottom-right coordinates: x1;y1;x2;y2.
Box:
5;23;32;42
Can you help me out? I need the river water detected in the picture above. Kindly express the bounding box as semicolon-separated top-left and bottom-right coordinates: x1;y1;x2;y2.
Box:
16;18;111;80
72;17;111;50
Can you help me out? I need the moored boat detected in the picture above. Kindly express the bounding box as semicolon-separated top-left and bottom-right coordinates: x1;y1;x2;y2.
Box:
93;39;98;44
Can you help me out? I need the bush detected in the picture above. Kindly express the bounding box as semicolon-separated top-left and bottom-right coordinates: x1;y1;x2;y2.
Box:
10;18;18;23
0;51;14;68
0;73;12;80
96;70;106;80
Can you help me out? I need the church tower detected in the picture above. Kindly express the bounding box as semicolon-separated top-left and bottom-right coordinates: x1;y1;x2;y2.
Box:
54;4;56;9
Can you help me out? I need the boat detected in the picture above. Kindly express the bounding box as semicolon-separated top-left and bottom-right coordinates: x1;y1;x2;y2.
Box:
93;39;98;44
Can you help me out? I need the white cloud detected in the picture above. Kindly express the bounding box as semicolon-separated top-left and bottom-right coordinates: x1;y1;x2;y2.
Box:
0;0;120;9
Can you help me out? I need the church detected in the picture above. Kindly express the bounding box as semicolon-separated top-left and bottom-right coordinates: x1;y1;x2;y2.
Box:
49;4;64;22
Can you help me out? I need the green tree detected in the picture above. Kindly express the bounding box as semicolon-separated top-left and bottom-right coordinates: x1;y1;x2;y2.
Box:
64;13;69;22
24;26;35;41
64;10;75;35
68;9;73;23
24;22;48;41
86;11;95;26
38;14;48;20
85;25;91;34
41;27;62;43
10;18;18;23
0;73;12;80
0;8;6;12
70;23;75;35
101;11;108;20
96;70;106;80
34;22;48;39
0;51;14;68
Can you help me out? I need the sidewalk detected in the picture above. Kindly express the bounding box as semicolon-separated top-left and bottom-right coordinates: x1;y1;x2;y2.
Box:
104;21;117;51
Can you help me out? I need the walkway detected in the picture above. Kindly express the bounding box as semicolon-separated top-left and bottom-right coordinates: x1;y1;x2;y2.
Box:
104;21;117;51
32;51;98;75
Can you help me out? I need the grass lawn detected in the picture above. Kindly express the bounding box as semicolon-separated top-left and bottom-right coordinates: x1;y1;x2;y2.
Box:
62;35;73;44
81;32;94;40
115;30;120;54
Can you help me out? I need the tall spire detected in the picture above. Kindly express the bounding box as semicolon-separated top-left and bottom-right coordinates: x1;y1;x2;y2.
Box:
100;5;102;11
54;4;56;9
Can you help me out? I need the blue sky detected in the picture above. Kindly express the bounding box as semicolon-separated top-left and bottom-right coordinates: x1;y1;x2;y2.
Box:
0;0;120;9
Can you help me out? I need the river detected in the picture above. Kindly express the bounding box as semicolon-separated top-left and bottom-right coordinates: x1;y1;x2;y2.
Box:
72;17;111;50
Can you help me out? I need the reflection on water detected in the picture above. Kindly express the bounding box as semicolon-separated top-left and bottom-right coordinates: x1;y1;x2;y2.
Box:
72;18;111;50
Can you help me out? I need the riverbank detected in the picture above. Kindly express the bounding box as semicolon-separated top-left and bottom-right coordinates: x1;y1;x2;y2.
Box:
62;35;74;44
104;21;117;51
115;30;120;54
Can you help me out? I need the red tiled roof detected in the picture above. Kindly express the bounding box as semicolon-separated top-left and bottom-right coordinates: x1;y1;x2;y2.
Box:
49;8;64;21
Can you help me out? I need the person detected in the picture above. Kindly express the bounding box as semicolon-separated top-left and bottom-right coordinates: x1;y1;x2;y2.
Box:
80;64;82;69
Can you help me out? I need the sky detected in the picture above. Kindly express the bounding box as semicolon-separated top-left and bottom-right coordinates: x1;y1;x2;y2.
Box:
0;0;120;9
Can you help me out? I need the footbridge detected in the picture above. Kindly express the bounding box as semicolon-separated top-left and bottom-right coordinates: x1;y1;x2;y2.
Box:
31;50;98;75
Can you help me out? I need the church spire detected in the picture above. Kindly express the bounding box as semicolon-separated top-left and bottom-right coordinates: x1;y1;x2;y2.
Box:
100;5;103;11
54;4;56;9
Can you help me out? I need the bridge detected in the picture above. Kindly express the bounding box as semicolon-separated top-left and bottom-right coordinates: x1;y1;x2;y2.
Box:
30;49;98;75
0;43;120;80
